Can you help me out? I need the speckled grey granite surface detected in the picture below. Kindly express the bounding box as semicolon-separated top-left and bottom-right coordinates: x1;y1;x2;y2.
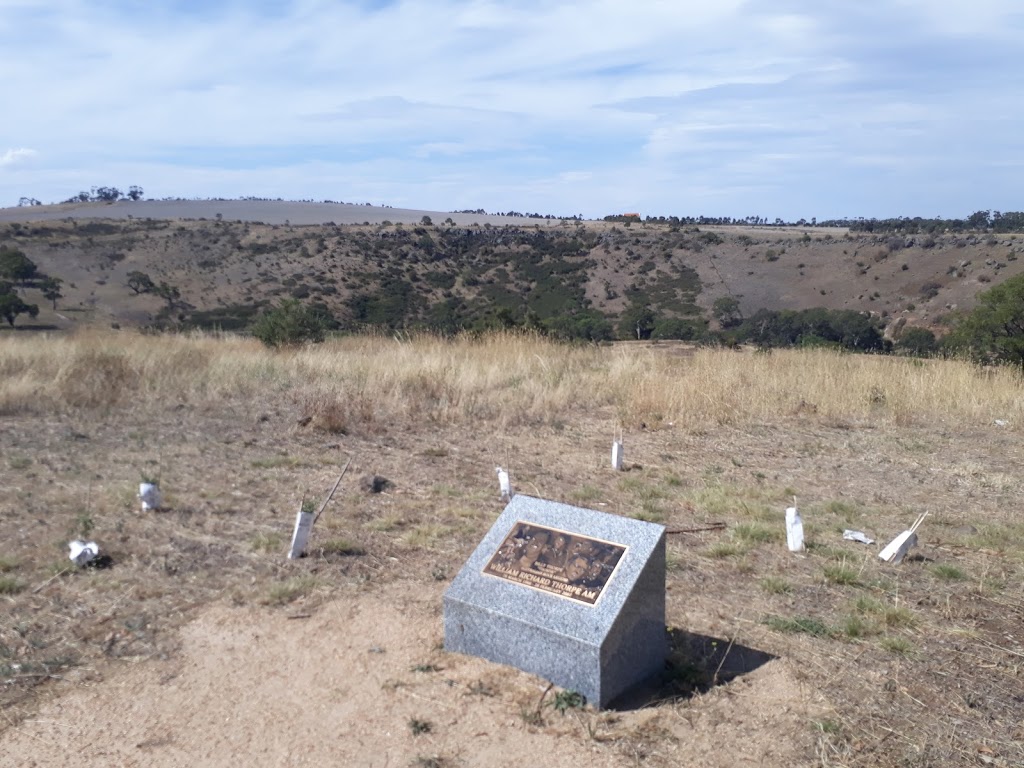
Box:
444;495;666;708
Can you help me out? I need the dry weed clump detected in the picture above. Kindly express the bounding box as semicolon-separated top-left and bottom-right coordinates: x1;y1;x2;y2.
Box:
299;389;375;434
1;331;1023;431
56;348;140;408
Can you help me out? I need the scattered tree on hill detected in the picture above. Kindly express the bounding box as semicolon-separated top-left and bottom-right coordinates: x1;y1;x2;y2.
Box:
250;299;329;347
39;276;64;310
895;327;938;357
945;274;1024;368
0;288;38;326
712;296;743;329
92;186;122;202
155;282;181;309
734;308;885;352
0;246;38;284
652;316;706;341
543;309;613;342
473;305;520;332
618;301;656;340
60;185;144;204
127;271;156;294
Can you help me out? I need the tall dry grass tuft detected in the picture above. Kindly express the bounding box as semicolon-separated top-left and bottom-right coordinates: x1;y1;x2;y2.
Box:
1;331;1022;431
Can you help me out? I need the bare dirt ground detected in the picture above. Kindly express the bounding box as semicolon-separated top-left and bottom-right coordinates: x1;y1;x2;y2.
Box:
0;583;823;768
2;380;1022;767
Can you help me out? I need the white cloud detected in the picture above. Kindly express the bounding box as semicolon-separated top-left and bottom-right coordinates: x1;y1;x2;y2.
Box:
0;148;37;167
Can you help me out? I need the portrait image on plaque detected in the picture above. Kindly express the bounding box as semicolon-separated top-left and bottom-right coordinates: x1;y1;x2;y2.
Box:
482;521;628;605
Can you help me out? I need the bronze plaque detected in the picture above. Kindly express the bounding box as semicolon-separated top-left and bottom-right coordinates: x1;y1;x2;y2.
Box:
482;521;627;605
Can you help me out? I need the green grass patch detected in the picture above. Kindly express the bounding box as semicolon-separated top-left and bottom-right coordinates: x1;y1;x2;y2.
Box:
820;499;863;519
734;522;783;545
618;475;669;502
759;576;793;594
686;484;781;521
263;576;319;605
250;455;304;470
447;505;484;521
879;636;915;655
0;556;17;573
551;690;586;713
401;524;455;549
316;538;366;556
853;595;916;626
431;483;463;498
365;514;406;532
569;485;603;504
663;472;685;488
823;563;861;586
805;541;848;560
972;577;1006;597
665;551;686;572
250;532;284;553
813;719;844;736
764;615;832;637
0;576;25;595
966;522;1024;555
931;563;967;581
841;614;877;639
706;542;746;558
632;500;666;523
853;595;883;614
883;606;916;628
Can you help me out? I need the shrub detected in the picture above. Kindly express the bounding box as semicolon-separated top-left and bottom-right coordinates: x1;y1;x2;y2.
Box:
652;317;704;340
895;327;938;357
945;273;1024;367
250;299;330;347
0;290;39;326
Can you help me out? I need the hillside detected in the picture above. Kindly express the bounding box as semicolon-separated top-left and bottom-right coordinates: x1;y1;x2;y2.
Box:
1;200;1022;338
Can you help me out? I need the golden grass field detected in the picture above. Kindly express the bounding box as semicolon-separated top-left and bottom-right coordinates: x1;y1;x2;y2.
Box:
1;331;1022;767
4;330;1024;429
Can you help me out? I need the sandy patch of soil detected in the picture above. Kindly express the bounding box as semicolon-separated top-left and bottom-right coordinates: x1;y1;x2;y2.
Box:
1;579;824;768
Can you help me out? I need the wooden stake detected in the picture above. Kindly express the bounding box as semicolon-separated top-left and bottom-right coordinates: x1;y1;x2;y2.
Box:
666;522;727;535
33;567;72;594
313;457;352;527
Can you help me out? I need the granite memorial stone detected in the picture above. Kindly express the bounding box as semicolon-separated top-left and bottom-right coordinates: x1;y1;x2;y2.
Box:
444;495;666;707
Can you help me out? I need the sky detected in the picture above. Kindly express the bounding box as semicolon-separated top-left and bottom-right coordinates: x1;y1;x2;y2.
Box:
1;0;1022;220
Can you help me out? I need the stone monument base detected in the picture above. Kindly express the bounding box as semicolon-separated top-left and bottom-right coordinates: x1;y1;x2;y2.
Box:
444;495;666;708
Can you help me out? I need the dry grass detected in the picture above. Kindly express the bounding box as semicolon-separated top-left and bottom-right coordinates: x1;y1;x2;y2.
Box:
1;330;1022;767
2;331;1023;432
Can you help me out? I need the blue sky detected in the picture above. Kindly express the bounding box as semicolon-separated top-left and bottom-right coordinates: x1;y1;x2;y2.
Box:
1;0;1021;219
